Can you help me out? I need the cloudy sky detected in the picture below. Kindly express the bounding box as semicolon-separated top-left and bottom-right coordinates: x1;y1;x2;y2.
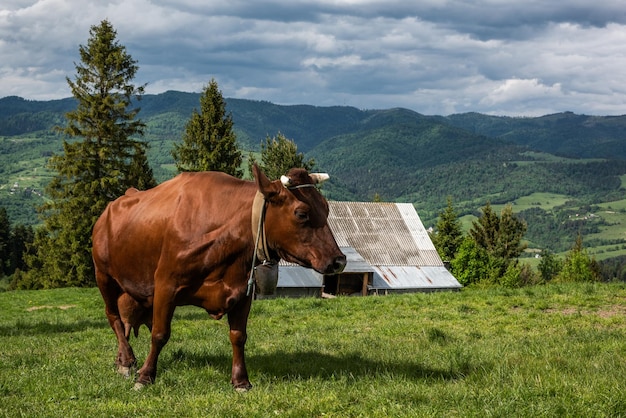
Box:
2;0;626;116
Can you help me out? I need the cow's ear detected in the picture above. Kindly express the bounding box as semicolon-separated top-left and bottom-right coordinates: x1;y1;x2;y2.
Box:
253;163;280;200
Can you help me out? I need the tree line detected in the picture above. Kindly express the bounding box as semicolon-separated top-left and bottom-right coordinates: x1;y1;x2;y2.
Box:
431;198;609;287
0;207;33;283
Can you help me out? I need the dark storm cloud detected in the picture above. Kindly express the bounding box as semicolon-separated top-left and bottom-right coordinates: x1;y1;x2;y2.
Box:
1;0;626;116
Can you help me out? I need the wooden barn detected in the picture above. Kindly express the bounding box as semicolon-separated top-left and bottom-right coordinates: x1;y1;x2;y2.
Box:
269;201;461;298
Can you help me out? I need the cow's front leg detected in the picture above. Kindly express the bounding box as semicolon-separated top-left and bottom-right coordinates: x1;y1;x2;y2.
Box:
135;288;175;389
228;295;253;391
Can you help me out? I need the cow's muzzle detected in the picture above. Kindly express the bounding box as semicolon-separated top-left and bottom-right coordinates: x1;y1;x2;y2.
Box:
324;254;347;275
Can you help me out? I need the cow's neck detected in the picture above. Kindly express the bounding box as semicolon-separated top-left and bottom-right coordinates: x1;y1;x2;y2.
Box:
248;191;280;297
250;191;278;263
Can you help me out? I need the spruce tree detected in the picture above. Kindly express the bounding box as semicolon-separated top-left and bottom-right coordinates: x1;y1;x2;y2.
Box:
25;20;155;288
9;224;34;274
538;249;562;282
468;202;527;279
556;233;600;283
172;79;243;177
432;197;463;263
469;202;500;254
248;132;315;180
496;204;528;261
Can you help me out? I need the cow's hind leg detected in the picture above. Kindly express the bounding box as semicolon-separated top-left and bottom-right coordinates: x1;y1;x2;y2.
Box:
95;269;137;378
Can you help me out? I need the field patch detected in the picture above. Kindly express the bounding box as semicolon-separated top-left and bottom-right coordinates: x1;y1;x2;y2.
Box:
494;192;571;212
26;304;77;312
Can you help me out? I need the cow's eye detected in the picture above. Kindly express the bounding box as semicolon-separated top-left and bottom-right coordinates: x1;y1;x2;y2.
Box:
295;210;309;222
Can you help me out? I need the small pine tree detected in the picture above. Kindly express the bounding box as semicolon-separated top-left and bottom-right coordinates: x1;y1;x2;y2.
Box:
556;233;600;283
496;204;528;261
247;132;315;180
24;20;154;288
538;249;562;282
432;197;463;263
469;202;500;254
172;79;243;177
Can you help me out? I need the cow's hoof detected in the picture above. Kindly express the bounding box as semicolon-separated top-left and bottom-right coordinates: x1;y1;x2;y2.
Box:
234;383;252;393
117;365;133;378
133;382;145;391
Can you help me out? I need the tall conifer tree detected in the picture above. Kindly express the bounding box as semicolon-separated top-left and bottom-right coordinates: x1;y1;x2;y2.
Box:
432;197;463;263
25;20;155;288
172;79;242;177
468;202;527;278
469;202;500;254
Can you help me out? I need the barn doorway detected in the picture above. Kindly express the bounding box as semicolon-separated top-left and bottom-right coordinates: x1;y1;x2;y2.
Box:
323;273;371;296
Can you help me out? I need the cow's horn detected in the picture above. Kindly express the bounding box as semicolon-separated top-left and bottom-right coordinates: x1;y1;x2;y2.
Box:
280;175;291;188
310;173;330;184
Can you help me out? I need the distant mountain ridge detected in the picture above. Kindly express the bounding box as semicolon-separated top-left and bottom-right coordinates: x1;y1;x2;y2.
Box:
4;92;626;157
443;111;626;159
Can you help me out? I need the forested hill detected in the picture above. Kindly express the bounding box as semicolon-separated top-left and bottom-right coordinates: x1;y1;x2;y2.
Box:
308;108;522;200
443;112;626;159
3;92;626;255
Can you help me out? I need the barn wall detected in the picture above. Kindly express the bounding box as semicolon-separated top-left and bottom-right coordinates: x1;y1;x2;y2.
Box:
257;287;322;299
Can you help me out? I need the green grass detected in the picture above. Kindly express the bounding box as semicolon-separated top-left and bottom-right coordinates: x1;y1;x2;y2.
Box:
491;192;571;213
517;151;591;163
599;199;626;212
2;284;626;417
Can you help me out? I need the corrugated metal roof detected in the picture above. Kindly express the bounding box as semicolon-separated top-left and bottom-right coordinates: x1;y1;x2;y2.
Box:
328;202;443;266
371;266;462;290
276;201;461;292
279;246;372;273
327;201;461;290
337;246;374;273
277;266;322;288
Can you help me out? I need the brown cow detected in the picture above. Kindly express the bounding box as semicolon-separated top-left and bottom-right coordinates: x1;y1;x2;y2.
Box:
92;165;346;390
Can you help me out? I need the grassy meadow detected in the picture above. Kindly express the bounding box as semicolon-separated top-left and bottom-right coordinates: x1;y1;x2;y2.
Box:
1;284;626;417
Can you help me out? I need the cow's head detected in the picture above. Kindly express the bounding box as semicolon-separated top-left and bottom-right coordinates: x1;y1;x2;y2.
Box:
253;164;346;275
